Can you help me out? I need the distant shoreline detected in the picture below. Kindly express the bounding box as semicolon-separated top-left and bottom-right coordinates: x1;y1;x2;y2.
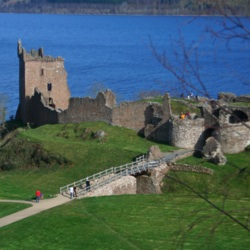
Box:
0;12;244;18
0;3;249;17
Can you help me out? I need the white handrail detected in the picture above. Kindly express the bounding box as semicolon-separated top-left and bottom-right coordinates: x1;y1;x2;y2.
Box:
60;154;147;195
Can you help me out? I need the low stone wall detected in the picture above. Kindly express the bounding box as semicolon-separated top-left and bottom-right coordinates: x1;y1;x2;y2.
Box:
83;176;136;198
169;163;214;175
235;95;250;103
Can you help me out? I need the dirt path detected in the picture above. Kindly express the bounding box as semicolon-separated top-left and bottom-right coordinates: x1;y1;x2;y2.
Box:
0;195;70;228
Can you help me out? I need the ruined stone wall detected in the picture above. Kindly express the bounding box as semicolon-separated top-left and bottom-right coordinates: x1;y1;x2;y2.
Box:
25;89;162;130
145;121;171;143
16;41;250;154
58;96;113;124
215;122;250;153
112;102;161;132
29;91;59;125
169;163;214;175
229;106;250;120
168;118;205;149
203;108;219;128
136;175;158;194
83;176;136;197
162;93;172;120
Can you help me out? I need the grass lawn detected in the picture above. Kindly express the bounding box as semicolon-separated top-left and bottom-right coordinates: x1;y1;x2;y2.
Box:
166;151;250;199
0;195;249;250
0;122;176;200
0;203;32;218
0;122;249;249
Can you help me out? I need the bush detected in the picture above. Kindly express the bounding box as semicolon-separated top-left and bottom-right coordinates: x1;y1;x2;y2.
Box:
0;138;70;171
0;163;17;171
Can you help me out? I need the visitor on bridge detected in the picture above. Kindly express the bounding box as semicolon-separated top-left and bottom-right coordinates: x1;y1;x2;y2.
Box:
69;186;74;199
73;186;77;197
86;178;90;191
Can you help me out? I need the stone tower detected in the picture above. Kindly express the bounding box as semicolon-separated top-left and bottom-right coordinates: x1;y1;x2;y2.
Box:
16;39;70;123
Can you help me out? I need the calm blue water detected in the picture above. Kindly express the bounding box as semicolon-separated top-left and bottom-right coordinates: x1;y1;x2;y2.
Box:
0;14;249;117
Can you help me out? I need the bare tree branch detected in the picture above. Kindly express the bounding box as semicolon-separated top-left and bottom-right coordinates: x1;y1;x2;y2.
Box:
165;174;250;233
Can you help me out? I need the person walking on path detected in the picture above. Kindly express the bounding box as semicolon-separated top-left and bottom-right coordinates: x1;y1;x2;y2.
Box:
69;186;74;199
86;178;90;191
35;190;41;203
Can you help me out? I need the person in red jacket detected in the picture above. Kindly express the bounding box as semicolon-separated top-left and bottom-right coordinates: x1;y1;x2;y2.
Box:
36;190;41;203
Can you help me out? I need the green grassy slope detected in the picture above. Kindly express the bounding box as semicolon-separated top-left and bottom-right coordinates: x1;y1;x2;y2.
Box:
0;203;31;218
0;121;249;249
0;122;176;200
0;195;249;250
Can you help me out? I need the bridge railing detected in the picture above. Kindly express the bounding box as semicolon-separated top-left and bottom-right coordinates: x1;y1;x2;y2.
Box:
59;154;146;196
77;157;165;197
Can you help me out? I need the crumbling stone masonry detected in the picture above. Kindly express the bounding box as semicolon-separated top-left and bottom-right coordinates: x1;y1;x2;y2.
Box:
16;40;70;123
16;41;250;154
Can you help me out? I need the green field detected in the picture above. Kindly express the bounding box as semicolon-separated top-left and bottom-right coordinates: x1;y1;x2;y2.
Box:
0;203;31;218
0;122;249;249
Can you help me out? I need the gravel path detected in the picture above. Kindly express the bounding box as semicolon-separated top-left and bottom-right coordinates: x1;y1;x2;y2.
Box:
0;195;70;228
0;149;194;228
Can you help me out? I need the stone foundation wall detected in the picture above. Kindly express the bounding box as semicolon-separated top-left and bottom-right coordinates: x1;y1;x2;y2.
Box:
84;176;136;197
168;118;205;149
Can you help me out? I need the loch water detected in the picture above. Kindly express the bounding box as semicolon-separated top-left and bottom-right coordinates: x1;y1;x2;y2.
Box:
0;14;249;117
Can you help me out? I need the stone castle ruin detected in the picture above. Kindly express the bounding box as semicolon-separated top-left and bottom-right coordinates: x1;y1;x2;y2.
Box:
16;41;250;156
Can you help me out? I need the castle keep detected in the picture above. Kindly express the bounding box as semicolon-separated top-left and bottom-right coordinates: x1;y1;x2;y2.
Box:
16;41;250;154
16;40;70;123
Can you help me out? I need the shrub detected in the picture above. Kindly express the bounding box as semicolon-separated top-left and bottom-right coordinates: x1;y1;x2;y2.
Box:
0;138;70;171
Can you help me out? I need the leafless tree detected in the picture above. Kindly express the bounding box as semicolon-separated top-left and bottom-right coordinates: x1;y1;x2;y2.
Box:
150;1;250;98
150;1;250;245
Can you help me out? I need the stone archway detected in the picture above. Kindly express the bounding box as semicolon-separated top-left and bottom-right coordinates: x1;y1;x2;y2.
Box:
195;127;216;151
229;110;248;123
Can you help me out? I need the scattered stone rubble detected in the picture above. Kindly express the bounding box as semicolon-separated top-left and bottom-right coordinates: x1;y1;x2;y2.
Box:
202;137;227;166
